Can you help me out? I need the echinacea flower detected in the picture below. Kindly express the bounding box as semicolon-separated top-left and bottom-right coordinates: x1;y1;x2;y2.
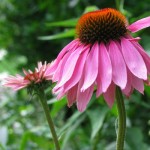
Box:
4;62;52;91
46;8;150;112
4;62;60;149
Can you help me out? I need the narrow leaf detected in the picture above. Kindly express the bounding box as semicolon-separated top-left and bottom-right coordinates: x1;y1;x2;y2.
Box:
38;29;75;40
46;18;78;27
87;107;109;139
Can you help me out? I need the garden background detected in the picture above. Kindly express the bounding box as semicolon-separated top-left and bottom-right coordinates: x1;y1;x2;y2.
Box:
0;0;150;149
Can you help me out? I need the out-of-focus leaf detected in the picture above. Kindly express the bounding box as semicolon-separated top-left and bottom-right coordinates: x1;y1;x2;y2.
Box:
20;131;52;150
144;85;150;97
105;142;116;150
50;97;67;117
126;127;149;150
46;18;78;27
142;35;150;52
0;126;8;147
131;93;150;109
110;103;118;116
61;114;86;150
87;106;109;139
129;11;150;23
83;6;99;14
58;111;82;137
58;94;97;138
38;29;75;40
47;97;58;104
0;143;5;150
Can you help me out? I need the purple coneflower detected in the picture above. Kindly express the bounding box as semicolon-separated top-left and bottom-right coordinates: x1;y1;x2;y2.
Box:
4;61;52;91
4;62;60;150
46;8;150;112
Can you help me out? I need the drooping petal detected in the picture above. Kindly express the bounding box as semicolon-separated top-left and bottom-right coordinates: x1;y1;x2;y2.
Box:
122;69;132;97
131;72;144;94
131;40;150;74
121;37;147;80
76;71;94;112
52;60;64;82
4;75;29;91
98;42;112;92
45;40;79;76
77;84;94;112
81;42;99;91
53;51;71;82
44;60;58;76
67;84;78;107
63;47;90;93
103;82;116;108
96;75;102;97
127;16;150;33
56;45;84;87
13;85;27;91
128;37;141;42
56;88;66;100
56;39;79;61
109;41;127;89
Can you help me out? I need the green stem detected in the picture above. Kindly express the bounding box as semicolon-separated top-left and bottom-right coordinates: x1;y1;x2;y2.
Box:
38;90;60;150
115;0;124;11
116;87;126;150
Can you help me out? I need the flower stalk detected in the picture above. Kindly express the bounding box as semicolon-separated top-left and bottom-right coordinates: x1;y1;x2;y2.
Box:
116;87;126;150
115;0;124;11
38;89;60;150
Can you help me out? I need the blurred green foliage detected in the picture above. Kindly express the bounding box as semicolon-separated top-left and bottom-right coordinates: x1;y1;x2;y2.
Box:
0;0;150;150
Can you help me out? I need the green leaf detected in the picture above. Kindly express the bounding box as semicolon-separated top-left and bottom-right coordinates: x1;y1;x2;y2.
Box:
58;111;82;136
130;11;150;23
46;18;78;27
83;6;99;14
0;143;6;150
145;85;150;97
20;131;52;150
61;115;86;150
110;103;118;116
38;29;75;40
126;127;149;150
50;97;67;117
87;106;109;139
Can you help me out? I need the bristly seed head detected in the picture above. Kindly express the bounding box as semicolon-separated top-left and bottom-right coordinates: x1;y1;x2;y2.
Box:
76;8;128;44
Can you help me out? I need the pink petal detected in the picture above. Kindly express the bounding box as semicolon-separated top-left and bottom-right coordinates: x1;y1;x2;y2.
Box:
56;39;79;61
131;40;150;74
96;76;102;97
13;85;27;90
103;82;116;108
128;37;141;42
77;84;94;112
63;47;90;93
76;71;94;112
56;46;84;87
127;16;150;33
81;42;99;91
67;84;78;107
38;62;42;70
45;40;79;75
109;41;127;89
131;72;144;94
121;37;147;80
56;88;65;99
122;69;132;97
98;42;112;92
52;51;70;82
